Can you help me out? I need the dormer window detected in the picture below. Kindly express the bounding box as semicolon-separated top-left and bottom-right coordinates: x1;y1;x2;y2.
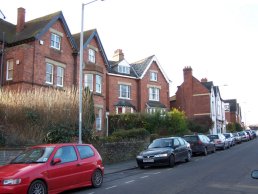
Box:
50;33;61;50
118;65;130;74
150;71;158;81
88;49;96;63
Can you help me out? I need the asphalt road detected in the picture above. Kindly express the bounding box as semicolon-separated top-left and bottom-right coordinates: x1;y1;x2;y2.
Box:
64;138;258;194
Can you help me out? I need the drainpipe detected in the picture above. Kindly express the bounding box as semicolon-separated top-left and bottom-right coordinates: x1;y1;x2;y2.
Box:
0;32;5;88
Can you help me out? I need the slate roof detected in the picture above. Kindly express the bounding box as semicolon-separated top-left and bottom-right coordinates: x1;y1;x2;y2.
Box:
130;55;154;77
0;11;77;49
108;55;170;83
201;81;214;92
114;100;135;109
146;101;167;108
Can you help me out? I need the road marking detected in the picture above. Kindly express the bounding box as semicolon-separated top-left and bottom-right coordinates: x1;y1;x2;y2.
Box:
88;192;95;194
140;175;149;178
105;185;117;190
125;180;135;184
153;172;161;174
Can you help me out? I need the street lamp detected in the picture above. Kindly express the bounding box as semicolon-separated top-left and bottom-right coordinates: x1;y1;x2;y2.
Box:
79;0;104;144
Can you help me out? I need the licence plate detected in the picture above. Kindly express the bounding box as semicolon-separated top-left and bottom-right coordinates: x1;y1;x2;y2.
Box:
143;158;154;163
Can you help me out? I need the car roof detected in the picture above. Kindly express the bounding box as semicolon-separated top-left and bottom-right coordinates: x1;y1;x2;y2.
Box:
31;143;92;148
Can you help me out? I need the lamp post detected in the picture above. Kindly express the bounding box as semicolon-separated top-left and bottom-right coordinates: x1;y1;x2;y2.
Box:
79;0;104;144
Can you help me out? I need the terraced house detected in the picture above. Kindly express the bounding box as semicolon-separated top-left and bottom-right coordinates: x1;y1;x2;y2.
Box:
0;8;171;134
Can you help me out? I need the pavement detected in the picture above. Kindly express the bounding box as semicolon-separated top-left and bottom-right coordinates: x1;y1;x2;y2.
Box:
104;159;138;175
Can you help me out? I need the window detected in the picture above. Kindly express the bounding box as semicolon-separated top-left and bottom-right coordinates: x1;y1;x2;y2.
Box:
54;146;77;163
84;74;93;91
149;87;159;101
150;72;158;81
96;75;102;93
119;84;130;99
118;65;130;74
96;108;102;130
46;63;53;84
6;59;14;80
50;33;61;50
173;138;180;147
76;145;94;159
57;66;64;87
88;49;96;63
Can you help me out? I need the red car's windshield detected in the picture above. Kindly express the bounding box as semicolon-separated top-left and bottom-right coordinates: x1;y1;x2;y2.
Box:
10;147;54;164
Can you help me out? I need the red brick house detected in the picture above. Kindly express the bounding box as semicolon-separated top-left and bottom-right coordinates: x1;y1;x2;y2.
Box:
0;8;171;135
0;8;77;90
107;49;170;114
73;29;109;134
171;67;226;134
224;99;242;126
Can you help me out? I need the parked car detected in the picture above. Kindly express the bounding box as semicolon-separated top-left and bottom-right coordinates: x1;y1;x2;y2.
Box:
238;131;250;141
136;137;192;169
207;134;230;150
233;132;242;144
251;170;258;179
245;130;255;140
0;143;104;194
183;134;216;156
223;133;235;146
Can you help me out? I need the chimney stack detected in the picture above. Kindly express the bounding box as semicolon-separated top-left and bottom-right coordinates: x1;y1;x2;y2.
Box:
17;7;25;33
201;78;208;82
112;49;124;61
183;66;192;81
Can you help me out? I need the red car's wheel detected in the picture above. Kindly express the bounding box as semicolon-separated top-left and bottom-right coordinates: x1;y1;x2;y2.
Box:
92;169;103;188
28;180;47;194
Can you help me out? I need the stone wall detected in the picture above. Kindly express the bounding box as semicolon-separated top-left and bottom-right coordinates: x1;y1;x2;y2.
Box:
0;148;24;165
94;137;150;164
0;137;150;165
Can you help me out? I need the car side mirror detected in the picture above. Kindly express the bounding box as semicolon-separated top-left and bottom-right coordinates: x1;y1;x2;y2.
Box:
251;170;258;179
52;158;61;165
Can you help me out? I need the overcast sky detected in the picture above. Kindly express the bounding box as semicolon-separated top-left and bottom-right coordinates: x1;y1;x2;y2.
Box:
1;0;258;125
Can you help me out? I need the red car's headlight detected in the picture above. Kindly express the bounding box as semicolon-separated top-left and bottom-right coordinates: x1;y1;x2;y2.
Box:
3;179;21;185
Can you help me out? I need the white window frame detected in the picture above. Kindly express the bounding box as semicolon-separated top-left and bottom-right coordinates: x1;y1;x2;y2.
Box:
56;66;64;87
150;72;158;81
149;87;160;101
6;59;14;80
84;74;93;91
118;65;130;74
50;33;61;50
96;108;102;130
119;84;130;99
88;49;96;63
96;75;102;93
46;63;53;84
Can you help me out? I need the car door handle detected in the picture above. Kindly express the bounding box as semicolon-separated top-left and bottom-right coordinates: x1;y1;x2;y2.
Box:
76;163;82;167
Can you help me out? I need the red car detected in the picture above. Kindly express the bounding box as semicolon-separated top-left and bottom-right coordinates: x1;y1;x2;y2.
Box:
0;143;104;194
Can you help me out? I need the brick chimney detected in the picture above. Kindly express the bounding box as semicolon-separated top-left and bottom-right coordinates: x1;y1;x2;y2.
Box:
201;78;208;82
17;7;25;33
112;49;124;61
183;66;192;81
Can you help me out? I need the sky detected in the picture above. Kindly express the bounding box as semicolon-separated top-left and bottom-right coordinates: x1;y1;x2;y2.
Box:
1;0;258;125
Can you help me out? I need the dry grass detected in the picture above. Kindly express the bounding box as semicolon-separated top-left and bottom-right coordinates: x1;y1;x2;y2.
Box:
0;87;79;146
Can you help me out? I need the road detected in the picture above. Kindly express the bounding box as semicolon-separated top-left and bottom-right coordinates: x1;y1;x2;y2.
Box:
63;139;258;194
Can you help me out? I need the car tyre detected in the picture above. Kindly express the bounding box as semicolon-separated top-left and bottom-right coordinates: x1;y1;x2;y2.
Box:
212;146;216;153
169;155;175;167
91;169;103;188
28;180;47;194
138;163;144;169
185;151;191;162
203;147;208;156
